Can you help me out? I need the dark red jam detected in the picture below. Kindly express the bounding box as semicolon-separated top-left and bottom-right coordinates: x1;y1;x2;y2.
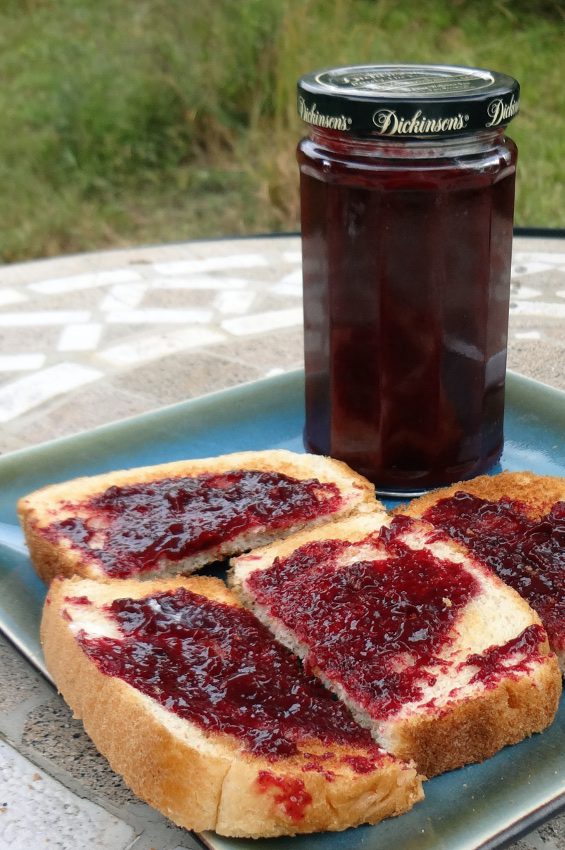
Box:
300;760;335;782
423;494;565;651
256;772;312;822
74;588;380;761
463;624;546;687
247;516;481;718
44;470;341;578
299;132;516;491
341;755;380;775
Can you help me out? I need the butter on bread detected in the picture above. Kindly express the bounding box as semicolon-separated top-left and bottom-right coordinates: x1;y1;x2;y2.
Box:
229;512;561;777
19;449;378;585
41;575;423;838
398;471;565;671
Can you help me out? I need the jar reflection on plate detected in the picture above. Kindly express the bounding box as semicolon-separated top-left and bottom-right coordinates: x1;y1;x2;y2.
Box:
297;64;519;495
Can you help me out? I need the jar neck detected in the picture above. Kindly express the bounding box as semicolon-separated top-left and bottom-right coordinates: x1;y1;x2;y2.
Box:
307;126;507;159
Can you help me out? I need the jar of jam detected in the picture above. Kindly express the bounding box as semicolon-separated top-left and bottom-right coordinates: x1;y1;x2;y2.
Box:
297;64;519;495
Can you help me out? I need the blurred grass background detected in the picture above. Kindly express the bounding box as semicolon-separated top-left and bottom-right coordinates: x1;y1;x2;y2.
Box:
0;0;563;262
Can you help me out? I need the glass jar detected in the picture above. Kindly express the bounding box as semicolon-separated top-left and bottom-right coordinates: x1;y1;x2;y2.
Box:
297;64;519;495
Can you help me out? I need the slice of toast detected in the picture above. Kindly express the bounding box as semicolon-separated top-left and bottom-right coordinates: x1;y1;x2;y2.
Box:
398;472;565;670
41;575;423;837
20;449;378;584
229;512;561;777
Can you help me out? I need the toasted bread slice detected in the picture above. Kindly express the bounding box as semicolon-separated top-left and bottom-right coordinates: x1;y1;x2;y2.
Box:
20;450;378;584
229;512;561;777
398;472;565;670
41;575;423;837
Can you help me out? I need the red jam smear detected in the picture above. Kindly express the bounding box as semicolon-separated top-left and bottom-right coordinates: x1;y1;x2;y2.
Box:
423;494;565;650
463;624;546;687
301;762;335;782
341;755;380;775
76;588;380;761
256;772;312;822
44;470;341;578
247;516;480;718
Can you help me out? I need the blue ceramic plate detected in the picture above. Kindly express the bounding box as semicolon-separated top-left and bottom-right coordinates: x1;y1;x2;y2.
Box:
0;369;563;850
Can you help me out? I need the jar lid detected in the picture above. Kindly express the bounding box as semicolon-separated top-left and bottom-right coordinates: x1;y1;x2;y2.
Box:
297;63;519;138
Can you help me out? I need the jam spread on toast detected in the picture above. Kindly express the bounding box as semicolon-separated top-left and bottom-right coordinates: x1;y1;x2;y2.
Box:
256;772;312;821
45;470;341;577
423;494;565;652
75;588;382;768
247;515;547;716
247;516;481;716
463;624;546;685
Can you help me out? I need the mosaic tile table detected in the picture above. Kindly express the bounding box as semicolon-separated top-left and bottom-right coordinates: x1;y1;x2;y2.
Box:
0;234;564;850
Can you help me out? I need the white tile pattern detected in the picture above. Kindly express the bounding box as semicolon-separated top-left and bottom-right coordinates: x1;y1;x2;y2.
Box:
511;301;565;317
58;323;104;352
282;250;302;262
0;354;46;371
222;307;303;335
0;240;563;426
0;740;134;850
151;275;251;290
98;326;226;366
0;311;91;326
0;362;101;422
99;282;148;311
515;330;542;340
105;307;214;325
28;268;141;294
213;290;256;315
511;261;556;277
0;288;27;307
153;253;268;275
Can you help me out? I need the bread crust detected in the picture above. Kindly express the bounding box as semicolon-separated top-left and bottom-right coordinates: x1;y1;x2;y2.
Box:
397;471;565;520
41;575;423;837
382;654;561;777
20;450;379;585
230;515;562;777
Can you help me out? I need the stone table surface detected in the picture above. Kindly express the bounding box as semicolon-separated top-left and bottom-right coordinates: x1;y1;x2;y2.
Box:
0;233;564;850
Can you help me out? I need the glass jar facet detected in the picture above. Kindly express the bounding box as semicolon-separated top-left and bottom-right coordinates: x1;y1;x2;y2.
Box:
298;126;517;493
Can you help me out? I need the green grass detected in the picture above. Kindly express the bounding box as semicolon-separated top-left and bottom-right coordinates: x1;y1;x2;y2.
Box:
0;0;564;262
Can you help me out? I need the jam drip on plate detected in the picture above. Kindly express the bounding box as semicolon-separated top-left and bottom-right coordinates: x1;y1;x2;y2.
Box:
423;494;565;652
247;516;482;717
76;588;380;762
44;470;341;578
